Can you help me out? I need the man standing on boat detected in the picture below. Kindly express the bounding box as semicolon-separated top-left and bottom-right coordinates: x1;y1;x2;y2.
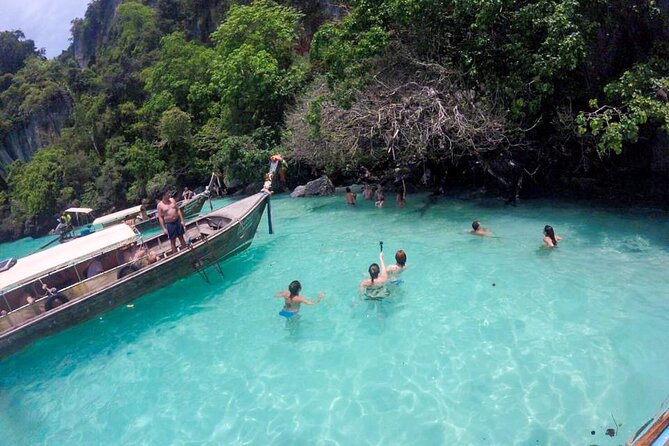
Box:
157;190;188;254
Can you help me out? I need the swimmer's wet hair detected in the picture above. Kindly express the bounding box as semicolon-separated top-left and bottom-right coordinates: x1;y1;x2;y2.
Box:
544;225;558;246
369;263;380;282
346;187;351;193
395;250;406;266
472;220;480;230
289;280;302;297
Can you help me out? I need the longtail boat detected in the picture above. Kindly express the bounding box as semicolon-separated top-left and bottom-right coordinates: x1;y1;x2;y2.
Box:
0;193;268;359
627;404;669;446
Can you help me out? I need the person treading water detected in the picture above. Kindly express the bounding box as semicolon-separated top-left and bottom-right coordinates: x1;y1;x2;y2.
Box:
469;220;491;236
543;225;562;248
360;252;389;300
385;249;407;285
276;280;325;319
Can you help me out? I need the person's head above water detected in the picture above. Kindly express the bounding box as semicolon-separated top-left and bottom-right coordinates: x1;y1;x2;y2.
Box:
472;220;481;231
288;280;302;297
346;187;351;193
368;263;380;282
543;225;558;245
395;250;406;267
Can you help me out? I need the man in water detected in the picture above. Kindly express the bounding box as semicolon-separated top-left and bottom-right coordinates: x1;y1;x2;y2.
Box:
362;184;373;200
157;190;188;254
375;187;385;207
345;187;357;205
469;220;491;236
396;190;406;207
385;250;407;284
275;280;325;319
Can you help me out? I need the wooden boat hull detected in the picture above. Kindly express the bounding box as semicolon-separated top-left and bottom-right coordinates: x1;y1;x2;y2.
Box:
0;193;267;359
627;406;669;446
133;193;208;233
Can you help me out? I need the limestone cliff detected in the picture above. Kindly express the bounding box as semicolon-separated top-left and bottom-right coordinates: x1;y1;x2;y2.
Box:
0;91;73;180
71;0;124;68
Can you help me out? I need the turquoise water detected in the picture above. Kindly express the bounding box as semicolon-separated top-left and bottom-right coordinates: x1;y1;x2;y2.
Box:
1;194;668;445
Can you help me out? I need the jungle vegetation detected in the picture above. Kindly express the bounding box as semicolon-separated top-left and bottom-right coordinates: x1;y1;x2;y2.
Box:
0;0;667;239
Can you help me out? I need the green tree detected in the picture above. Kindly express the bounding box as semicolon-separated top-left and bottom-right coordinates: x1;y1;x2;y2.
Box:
159;107;194;171
0;30;41;76
143;32;216;122
7;148;65;217
210;0;307;133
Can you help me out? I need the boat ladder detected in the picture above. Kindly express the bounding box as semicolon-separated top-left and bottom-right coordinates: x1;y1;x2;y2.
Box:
188;221;223;284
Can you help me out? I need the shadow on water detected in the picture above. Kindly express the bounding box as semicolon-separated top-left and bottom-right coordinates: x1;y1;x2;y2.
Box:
1;240;273;373
414;195;440;217
351;284;407;334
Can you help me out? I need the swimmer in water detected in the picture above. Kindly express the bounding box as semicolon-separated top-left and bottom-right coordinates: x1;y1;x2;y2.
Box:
375;187;385;208
276;280;325;319
543;225;562;248
385;249;407;285
345;187;357;205
360;252;389;299
469;220;491;236
362;184;373;200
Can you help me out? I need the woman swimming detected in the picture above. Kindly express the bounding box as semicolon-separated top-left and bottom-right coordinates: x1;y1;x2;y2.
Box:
543;225;562;248
360;252;389;299
275;280;324;318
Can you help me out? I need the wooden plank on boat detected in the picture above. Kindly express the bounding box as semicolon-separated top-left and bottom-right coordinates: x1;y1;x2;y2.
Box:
629;408;669;446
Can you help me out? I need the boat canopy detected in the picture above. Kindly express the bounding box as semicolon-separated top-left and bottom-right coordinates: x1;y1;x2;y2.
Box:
64;207;94;214
92;205;143;226
0;224;137;293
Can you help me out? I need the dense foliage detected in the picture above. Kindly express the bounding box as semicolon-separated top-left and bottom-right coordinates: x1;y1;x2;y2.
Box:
0;0;668;239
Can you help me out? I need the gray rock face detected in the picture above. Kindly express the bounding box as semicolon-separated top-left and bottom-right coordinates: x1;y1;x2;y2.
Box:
290;185;306;198
304;175;335;196
72;0;123;68
244;182;264;195
0;91;74;179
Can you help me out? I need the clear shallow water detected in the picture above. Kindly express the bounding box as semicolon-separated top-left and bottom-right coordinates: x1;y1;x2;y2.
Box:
1;194;668;445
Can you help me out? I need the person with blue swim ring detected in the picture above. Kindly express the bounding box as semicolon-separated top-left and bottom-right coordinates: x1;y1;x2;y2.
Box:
276;280;324;318
386;249;407;285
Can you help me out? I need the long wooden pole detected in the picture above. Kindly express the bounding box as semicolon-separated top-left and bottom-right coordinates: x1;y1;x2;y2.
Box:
267;196;274;235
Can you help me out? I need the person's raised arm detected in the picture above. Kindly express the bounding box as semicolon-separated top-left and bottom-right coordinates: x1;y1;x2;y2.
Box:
275;290;289;298
298;292;325;305
378;252;388;281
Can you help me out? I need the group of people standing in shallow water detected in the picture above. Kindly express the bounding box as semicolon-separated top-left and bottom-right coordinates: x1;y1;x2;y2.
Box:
345;184;406;208
275;191;563;321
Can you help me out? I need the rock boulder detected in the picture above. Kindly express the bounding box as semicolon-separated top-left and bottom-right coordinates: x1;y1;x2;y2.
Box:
304;175;335;196
290;185;306;198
